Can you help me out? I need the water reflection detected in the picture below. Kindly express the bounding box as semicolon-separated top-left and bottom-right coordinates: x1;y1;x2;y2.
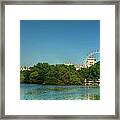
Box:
20;84;100;100
82;86;100;100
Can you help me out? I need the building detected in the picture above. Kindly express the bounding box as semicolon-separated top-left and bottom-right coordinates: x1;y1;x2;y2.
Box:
20;66;30;71
64;62;83;70
74;64;83;70
64;62;73;66
85;56;96;68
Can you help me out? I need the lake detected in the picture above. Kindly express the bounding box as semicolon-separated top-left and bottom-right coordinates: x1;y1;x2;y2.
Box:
20;84;100;100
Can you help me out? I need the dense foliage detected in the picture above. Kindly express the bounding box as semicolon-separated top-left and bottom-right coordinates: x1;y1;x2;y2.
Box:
20;61;100;85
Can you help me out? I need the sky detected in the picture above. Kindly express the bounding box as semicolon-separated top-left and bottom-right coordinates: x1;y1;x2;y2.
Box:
20;20;100;66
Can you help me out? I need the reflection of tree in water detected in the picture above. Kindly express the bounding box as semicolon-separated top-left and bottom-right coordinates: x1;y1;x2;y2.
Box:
21;84;100;100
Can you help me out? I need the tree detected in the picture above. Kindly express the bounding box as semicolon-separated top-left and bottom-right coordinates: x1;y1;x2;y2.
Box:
88;61;100;81
20;61;100;85
22;70;31;82
29;71;39;83
20;73;25;83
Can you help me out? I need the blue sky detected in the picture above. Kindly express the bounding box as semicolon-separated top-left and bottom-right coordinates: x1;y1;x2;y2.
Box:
20;20;100;66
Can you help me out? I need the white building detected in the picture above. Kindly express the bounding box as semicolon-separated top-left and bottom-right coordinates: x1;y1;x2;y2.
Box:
74;64;83;70
64;62;82;70
85;56;96;68
64;62;73;66
64;56;96;70
20;66;30;71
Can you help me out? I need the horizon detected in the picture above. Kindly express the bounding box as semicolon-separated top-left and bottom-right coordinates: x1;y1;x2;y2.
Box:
20;20;100;66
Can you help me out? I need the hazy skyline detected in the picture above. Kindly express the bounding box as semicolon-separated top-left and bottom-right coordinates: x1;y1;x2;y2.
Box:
20;20;100;66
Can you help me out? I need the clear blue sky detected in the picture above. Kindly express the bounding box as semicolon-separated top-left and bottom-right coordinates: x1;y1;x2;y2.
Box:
20;20;100;66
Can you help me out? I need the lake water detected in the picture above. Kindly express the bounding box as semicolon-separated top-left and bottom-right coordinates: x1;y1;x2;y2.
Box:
20;84;100;100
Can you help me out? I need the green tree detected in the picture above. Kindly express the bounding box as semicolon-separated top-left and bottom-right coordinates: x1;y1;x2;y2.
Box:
20;61;100;85
29;71;39;83
20;73;25;83
88;61;100;81
22;70;31;82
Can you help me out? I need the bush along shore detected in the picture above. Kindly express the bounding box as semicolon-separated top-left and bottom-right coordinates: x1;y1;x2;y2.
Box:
20;61;100;86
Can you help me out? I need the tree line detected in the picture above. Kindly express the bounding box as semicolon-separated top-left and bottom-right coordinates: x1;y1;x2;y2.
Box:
20;61;100;85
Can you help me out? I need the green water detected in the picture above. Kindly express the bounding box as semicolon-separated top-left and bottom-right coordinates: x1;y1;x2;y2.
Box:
20;84;100;100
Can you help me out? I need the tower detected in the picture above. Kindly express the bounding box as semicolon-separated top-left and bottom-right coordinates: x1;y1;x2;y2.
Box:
86;56;96;68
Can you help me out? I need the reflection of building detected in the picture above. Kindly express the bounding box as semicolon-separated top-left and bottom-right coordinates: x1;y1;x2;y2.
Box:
85;57;96;68
20;66;30;71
